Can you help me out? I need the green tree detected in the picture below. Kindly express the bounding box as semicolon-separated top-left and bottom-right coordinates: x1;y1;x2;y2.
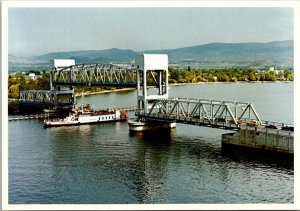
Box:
8;84;20;98
264;72;276;81
283;70;290;78
206;73;214;82
177;77;187;83
277;70;284;81
169;67;181;81
249;72;257;81
36;73;50;90
287;73;294;81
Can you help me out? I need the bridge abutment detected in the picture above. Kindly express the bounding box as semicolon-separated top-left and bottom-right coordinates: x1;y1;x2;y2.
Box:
222;128;294;154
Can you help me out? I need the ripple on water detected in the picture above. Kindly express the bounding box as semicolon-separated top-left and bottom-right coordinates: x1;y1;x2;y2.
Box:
8;83;294;204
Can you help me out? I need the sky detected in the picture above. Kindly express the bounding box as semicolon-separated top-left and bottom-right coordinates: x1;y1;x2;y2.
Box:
8;7;293;56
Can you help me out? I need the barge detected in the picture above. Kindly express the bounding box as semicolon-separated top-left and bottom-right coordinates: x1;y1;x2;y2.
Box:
44;105;128;128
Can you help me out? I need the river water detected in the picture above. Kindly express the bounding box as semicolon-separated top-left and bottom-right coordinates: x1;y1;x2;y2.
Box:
8;82;294;204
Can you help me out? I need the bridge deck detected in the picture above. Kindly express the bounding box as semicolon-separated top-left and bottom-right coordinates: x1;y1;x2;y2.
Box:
135;97;293;134
137;113;294;136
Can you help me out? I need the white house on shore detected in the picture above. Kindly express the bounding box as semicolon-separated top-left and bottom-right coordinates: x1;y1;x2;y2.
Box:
28;73;36;80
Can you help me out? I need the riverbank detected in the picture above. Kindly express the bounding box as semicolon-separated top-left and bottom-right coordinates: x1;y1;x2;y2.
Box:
170;80;293;86
75;80;293;96
75;87;135;97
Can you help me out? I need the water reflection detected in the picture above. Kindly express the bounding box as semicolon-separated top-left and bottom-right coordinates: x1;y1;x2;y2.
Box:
129;129;174;203
221;144;294;170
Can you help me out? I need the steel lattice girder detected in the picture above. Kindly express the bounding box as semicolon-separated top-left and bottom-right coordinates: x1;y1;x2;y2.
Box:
140;98;262;127
52;63;137;87
19;90;52;103
19;90;74;105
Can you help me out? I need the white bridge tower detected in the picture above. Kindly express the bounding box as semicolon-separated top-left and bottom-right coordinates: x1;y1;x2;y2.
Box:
135;54;169;115
128;54;176;131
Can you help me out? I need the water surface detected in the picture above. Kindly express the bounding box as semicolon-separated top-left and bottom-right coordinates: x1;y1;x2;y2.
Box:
9;82;294;204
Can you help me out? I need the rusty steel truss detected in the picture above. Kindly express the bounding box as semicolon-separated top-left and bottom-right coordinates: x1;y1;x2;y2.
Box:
136;98;262;129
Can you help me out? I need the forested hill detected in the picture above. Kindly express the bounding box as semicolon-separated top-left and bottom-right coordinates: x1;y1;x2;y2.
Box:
10;40;293;71
144;40;293;63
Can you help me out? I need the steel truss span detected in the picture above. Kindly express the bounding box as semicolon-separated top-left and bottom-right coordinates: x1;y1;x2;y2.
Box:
19;90;74;106
51;63;137;87
19;90;53;104
137;98;262;130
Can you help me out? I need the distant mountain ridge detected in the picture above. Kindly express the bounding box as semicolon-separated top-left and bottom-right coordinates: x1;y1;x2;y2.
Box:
9;40;293;71
143;40;293;62
34;48;136;63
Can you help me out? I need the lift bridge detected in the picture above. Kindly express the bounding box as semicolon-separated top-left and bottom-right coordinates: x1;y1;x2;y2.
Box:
19;62;138;109
19;54;262;129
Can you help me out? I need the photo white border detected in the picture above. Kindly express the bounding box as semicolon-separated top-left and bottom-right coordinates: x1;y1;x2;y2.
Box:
2;1;300;210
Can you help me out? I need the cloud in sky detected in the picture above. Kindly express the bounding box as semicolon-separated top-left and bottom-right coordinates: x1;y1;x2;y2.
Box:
8;7;293;56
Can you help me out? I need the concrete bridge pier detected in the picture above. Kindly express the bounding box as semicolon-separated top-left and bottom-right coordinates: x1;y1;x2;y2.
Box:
128;119;176;132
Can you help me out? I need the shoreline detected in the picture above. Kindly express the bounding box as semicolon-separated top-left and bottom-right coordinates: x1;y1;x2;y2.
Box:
169;80;293;86
74;80;293;97
75;88;135;97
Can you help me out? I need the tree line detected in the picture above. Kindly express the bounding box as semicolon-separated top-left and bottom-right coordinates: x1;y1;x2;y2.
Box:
168;67;294;83
8;72;50;98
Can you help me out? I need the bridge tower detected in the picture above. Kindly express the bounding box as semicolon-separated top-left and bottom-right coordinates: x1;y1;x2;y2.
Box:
128;54;176;131
135;54;169;114
50;59;75;110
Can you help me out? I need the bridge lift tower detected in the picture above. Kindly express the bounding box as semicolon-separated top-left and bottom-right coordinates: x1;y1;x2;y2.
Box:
129;54;176;131
135;54;169;114
49;59;76;110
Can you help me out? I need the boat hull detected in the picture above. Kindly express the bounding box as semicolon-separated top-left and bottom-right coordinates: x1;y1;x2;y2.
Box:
44;119;126;128
44;109;128;128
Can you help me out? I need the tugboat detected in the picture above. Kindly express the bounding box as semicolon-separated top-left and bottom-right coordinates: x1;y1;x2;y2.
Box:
44;104;128;128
